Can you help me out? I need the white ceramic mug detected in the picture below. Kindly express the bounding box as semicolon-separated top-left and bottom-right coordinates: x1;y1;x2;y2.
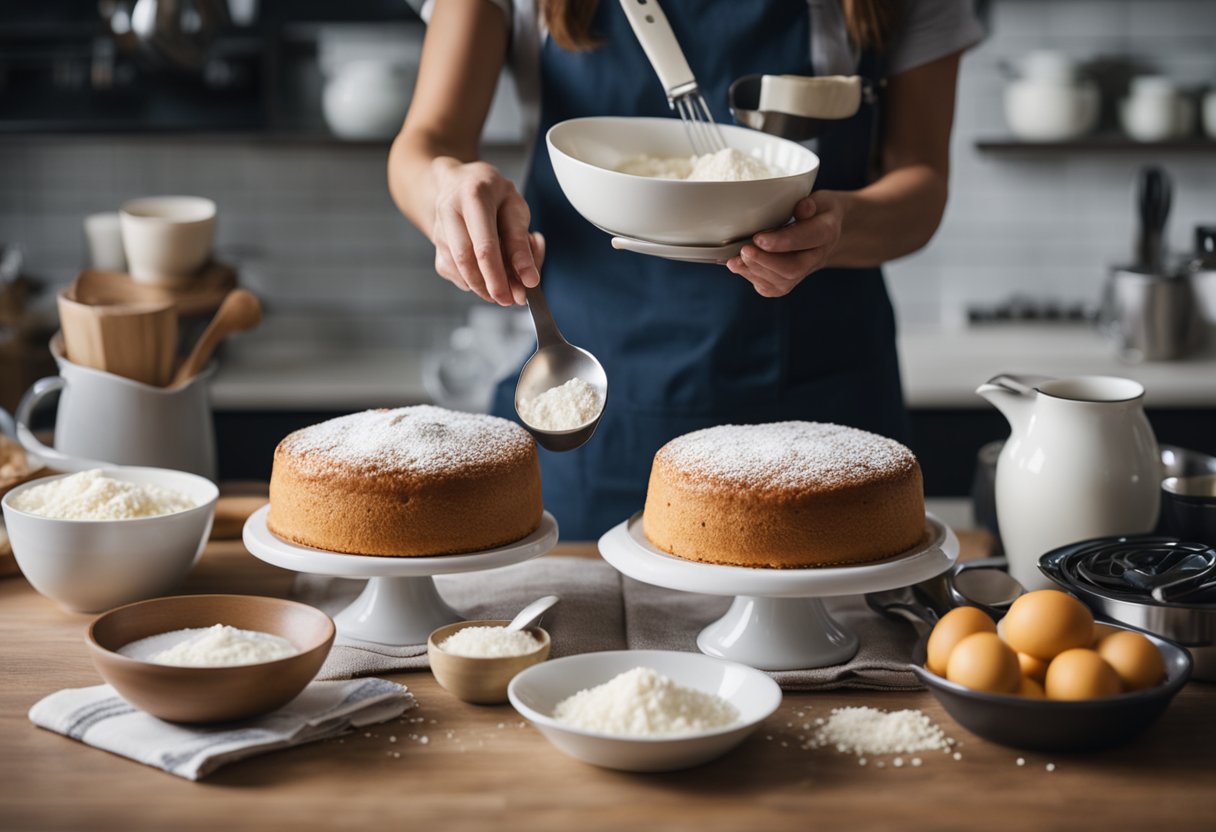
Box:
1120;76;1194;142
16;338;217;481
119;195;217;285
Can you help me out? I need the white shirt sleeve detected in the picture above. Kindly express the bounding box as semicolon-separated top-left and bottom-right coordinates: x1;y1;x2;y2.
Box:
886;0;985;76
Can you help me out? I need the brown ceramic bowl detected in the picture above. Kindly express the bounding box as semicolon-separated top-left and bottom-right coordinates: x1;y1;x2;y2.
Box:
87;594;335;723
428;620;551;705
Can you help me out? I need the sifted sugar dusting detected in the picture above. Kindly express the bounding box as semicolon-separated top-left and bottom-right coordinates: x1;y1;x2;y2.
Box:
657;422;916;492
277;406;534;477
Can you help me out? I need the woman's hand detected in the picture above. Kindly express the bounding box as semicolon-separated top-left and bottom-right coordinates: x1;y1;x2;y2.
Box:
431;157;543;306
725;191;848;298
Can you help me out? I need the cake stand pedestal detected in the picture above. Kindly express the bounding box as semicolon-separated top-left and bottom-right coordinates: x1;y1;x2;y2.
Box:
243;506;558;645
598;512;959;671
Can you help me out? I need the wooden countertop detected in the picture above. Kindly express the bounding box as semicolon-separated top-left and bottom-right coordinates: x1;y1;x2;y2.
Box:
3;533;1214;832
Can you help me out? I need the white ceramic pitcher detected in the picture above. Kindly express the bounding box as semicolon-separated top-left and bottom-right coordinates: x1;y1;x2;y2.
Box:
976;374;1160;590
16;337;217;481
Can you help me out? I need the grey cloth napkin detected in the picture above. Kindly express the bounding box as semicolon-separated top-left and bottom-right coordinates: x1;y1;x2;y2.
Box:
29;678;415;780
294;556;921;690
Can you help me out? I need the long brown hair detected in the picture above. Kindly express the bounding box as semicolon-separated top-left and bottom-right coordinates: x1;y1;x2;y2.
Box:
544;0;901;53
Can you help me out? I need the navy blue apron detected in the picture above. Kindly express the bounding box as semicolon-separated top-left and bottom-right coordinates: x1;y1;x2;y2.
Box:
492;0;908;539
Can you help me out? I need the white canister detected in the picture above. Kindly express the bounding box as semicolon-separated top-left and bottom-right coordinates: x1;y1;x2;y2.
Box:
1120;76;1194;142
322;60;415;141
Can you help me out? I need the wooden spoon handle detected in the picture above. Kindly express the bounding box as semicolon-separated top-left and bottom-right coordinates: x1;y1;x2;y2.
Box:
171;289;262;387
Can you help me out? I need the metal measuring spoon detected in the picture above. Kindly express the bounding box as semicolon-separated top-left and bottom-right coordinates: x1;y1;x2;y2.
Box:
515;284;608;452
504;595;559;633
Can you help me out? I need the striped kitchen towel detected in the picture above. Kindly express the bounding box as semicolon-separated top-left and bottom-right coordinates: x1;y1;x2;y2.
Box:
28;677;415;780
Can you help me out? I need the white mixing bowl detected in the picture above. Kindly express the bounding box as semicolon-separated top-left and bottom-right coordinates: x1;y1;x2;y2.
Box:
546;117;819;246
2;467;218;613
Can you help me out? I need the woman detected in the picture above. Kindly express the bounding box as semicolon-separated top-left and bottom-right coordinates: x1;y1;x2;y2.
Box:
389;0;982;539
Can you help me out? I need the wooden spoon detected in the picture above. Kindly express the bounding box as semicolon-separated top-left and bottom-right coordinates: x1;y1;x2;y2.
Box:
170;289;261;388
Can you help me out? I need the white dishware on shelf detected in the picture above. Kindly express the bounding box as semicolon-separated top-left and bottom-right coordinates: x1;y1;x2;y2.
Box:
119;195;217;285
1;466;218;613
1120;76;1195;142
15;336;217;480
976;374;1161;592
242;506;558;645
508;649;782;772
83;212;127;272
1002;51;1099;142
597;512;958;671
322;59;415;141
547;116;818;248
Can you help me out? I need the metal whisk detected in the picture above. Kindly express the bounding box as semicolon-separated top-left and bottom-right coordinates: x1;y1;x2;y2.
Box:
619;0;726;157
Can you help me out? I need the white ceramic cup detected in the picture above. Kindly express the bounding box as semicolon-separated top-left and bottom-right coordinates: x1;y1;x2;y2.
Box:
83;211;127;272
119;195;217;285
1120;76;1192;142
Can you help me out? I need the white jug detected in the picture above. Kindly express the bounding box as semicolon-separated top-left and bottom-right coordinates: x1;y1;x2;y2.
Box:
976;374;1160;590
16;336;217;481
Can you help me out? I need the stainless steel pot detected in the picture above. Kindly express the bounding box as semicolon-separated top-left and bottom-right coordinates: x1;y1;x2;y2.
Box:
1101;266;1204;362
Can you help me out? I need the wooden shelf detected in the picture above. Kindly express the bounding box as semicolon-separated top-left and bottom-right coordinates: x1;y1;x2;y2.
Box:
975;135;1216;153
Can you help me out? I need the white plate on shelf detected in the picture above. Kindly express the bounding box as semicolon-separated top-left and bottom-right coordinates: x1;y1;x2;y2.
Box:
509;649;781;772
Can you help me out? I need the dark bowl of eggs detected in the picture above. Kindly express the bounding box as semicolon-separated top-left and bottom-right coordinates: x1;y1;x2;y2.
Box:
911;589;1192;752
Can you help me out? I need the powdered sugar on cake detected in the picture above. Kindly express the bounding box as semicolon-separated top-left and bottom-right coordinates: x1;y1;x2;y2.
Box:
657;422;914;491
279;406;534;476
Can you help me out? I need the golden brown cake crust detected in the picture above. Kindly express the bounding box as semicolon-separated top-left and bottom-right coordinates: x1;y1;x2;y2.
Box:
642;422;925;568
268;406;543;556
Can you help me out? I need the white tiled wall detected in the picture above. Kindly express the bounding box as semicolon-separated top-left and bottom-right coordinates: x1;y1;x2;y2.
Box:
2;1;1214;336
887;0;1216;326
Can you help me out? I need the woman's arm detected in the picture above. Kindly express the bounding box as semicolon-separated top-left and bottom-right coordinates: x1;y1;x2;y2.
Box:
726;51;962;297
388;0;541;306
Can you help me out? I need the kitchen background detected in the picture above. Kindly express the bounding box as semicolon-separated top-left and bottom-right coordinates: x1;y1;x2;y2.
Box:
2;0;1214;500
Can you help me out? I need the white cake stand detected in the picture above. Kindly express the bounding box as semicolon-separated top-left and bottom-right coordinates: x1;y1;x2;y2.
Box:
598;512;959;671
243;505;558;645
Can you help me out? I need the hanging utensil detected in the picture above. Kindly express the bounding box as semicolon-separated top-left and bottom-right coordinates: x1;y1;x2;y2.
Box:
1135;166;1172;273
618;0;725;156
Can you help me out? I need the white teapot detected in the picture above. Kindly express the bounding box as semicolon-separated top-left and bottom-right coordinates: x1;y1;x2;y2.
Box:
976;374;1161;590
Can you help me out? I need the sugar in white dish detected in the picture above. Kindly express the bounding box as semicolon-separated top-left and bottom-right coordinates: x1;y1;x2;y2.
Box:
615;148;778;182
517;377;603;431
438;626;542;658
552;667;739;737
10;469;196;520
120;624;299;667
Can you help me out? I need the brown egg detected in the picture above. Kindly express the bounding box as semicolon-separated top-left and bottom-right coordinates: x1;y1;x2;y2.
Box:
946;632;1022;694
1017;651;1050;684
926;606;997;676
1003;589;1094;661
1091;622;1121;646
1045;648;1122;700
1096;630;1166;691
1018;676;1046;698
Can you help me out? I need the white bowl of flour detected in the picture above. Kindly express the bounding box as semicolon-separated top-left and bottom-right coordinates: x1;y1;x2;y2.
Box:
546;117;819;247
2;466;218;612
508;649;781;771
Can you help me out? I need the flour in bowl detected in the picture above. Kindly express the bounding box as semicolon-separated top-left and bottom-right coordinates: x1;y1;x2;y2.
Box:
553;667;739;736
10;469;196;520
518;377;603;431
121;624;299;667
615;148;778;182
438;625;542;658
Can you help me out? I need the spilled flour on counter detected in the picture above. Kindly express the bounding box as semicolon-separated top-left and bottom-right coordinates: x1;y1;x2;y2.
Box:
615;148;778;181
517;377;603;431
808;707;951;756
553;667;738;736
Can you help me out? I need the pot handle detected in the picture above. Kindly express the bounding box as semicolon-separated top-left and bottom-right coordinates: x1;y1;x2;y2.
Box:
15;376;109;473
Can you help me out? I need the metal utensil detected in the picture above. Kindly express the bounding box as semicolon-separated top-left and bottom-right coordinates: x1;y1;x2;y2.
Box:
505;595;559;633
515;285;608;452
618;0;725;156
1136;166;1172;272
729;74;864;141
